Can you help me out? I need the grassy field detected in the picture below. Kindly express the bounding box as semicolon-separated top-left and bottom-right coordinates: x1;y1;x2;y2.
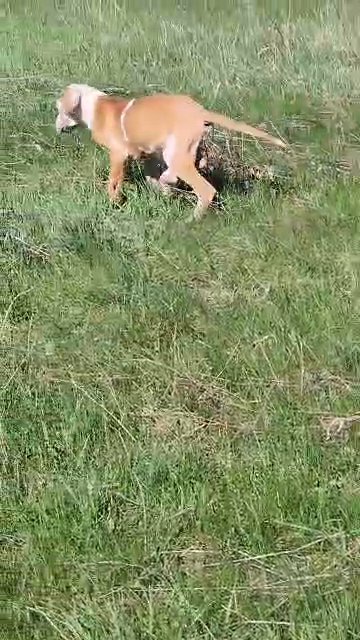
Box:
2;0;360;637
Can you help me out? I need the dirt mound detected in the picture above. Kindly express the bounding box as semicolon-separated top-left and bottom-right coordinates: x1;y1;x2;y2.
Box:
137;126;278;198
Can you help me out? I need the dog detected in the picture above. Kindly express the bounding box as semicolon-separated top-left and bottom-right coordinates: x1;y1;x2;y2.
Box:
56;84;286;219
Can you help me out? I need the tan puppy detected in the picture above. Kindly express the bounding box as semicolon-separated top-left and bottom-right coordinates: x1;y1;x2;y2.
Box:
56;84;286;219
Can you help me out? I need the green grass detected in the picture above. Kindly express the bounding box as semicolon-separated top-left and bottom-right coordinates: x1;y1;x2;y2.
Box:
1;0;360;637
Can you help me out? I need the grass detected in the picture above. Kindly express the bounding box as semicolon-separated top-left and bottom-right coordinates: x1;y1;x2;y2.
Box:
1;0;360;637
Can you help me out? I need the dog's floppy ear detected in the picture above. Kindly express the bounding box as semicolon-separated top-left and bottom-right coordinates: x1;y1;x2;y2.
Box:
62;84;82;115
56;85;82;133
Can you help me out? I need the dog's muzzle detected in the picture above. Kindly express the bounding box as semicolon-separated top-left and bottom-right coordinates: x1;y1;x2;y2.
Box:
55;113;77;134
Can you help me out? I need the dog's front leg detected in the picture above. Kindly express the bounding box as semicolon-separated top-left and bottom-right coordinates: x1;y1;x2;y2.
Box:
108;150;126;202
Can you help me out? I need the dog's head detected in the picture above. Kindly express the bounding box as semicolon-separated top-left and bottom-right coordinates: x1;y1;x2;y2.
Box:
55;85;83;133
55;84;103;133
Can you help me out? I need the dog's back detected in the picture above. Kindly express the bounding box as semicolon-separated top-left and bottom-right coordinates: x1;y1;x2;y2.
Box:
121;93;204;149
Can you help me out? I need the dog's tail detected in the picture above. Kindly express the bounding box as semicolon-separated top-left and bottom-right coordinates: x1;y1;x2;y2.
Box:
203;110;286;148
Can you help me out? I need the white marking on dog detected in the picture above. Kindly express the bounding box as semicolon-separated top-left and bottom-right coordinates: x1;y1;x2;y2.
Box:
68;84;105;130
159;135;178;185
120;98;135;142
78;87;105;130
163;134;176;167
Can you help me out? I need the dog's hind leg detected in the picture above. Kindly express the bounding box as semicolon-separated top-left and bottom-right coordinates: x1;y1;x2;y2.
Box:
170;145;216;219
156;134;178;195
158;135;201;195
177;162;217;219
